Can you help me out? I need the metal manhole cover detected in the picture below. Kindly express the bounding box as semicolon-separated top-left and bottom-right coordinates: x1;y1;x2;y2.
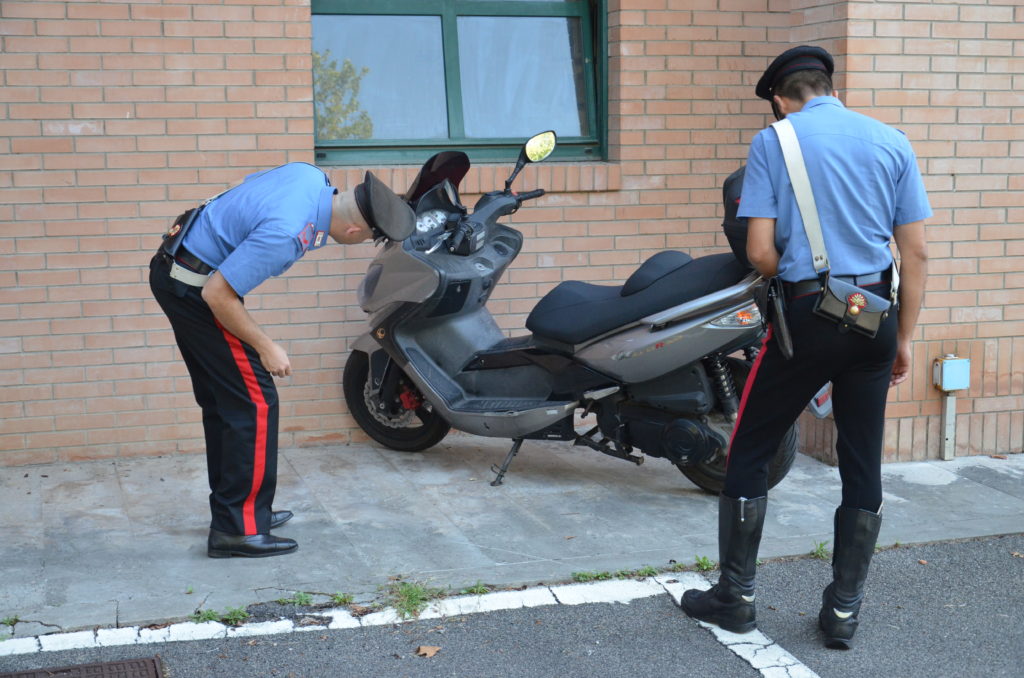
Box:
0;656;163;678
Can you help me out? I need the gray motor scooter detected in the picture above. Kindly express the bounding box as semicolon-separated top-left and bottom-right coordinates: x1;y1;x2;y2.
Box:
343;132;818;493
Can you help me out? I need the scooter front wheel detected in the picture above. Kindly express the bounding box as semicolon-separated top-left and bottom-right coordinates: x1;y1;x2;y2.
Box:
343;350;450;452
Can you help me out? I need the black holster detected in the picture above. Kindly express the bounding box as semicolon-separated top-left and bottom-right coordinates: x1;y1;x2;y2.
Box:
756;277;794;360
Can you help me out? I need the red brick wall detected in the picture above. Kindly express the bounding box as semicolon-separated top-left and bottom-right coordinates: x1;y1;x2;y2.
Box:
0;0;317;464
1;0;1021;465
807;0;1024;461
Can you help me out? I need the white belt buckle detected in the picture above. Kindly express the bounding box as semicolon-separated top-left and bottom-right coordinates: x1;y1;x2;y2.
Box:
169;261;213;287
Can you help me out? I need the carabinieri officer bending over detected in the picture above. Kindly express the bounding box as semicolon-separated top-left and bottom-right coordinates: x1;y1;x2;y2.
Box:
150;163;414;558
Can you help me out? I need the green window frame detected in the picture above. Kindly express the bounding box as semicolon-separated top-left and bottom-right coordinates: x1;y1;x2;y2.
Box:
311;0;607;165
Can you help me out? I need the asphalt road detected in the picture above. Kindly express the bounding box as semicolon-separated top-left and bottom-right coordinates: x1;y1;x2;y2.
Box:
2;534;1021;678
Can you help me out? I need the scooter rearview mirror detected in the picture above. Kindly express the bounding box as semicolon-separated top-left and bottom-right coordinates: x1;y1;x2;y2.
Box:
525;130;556;163
505;130;557;191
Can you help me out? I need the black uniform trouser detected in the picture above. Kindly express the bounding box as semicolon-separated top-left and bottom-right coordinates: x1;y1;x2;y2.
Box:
724;282;897;512
149;253;279;536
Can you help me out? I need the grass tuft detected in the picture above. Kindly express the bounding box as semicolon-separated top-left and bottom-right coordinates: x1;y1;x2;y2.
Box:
810;540;831;560
384;580;445;619
189;609;220;623
694;555;716;572
276;592;314;606
571;571;613;583
220;607;250;627
459;581;491;595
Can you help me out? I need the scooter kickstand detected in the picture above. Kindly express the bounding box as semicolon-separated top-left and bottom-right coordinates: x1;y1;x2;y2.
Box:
490;438;524;486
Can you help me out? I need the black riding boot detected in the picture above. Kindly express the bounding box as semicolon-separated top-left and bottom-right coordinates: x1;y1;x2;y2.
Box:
819;506;882;649
681;495;767;633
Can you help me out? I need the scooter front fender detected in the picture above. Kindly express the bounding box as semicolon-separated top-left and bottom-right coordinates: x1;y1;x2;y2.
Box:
350;333;379;355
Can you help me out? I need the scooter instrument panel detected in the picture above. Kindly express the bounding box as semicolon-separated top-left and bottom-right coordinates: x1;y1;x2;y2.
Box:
416;209;447;234
407;180;466;252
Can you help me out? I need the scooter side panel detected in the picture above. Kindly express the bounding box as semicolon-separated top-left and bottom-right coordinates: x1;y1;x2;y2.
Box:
398;310;555;402
575;301;762;383
398;346;577;438
405;306;507;375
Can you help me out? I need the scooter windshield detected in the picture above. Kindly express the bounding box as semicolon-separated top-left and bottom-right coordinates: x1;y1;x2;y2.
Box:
403;151;471;204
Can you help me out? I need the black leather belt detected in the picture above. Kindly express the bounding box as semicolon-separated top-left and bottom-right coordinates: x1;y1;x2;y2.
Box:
784;270;890;299
173;247;213;275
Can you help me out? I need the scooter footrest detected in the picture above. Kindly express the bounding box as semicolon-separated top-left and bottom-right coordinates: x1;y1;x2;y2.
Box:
451;398;574;414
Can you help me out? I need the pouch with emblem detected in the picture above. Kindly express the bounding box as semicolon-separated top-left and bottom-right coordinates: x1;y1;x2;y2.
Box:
772;119;897;339
161;207;200;257
160;180;241;258
812;269;892;338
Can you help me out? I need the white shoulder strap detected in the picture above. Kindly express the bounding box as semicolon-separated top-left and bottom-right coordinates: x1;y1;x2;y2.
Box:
771;118;829;273
202;184;236;207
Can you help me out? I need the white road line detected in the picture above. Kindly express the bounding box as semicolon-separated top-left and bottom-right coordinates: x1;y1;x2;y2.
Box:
1;575;819;677
655;574;821;678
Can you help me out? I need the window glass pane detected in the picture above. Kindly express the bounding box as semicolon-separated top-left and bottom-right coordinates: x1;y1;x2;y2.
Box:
457;16;588;139
312;15;448;141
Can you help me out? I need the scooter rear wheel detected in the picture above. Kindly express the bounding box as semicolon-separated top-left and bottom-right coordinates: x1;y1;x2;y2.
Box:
677;357;798;494
343;350;450;452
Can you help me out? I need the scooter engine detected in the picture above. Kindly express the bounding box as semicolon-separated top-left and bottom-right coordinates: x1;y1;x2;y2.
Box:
661;418;722;466
600;403;723;467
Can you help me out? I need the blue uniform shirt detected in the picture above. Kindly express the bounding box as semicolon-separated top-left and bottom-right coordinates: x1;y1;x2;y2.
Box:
183;162;336;297
737;96;932;282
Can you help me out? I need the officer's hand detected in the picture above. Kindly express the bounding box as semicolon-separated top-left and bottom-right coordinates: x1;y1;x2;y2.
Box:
260;343;292;378
890;341;911;387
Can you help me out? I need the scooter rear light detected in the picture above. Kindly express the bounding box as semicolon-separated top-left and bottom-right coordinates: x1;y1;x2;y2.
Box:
709;303;761;328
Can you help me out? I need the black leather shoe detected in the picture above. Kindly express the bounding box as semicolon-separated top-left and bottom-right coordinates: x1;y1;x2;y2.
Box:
270;510;293;530
208;529;298;559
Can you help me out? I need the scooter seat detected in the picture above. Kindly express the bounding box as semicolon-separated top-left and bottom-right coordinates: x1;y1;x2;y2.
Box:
526;252;749;345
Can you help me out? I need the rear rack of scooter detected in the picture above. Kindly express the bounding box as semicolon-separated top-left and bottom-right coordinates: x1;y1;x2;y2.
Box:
643;271;761;330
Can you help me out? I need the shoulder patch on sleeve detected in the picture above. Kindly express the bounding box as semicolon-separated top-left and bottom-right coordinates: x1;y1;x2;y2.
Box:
297;223;315;252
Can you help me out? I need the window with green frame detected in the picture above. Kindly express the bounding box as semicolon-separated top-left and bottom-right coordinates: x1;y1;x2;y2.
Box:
311;0;607;165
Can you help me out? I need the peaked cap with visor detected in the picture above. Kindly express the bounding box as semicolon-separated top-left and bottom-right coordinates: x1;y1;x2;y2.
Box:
755;45;834;120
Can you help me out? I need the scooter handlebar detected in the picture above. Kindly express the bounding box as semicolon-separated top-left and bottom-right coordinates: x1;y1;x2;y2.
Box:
448;222;471;253
516;188;546;202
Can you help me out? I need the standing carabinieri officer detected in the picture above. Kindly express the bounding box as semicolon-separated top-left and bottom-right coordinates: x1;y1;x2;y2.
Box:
150;163;414;558
679;46;930;648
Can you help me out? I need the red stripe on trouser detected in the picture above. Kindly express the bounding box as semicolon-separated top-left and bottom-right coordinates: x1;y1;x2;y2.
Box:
216;321;268;536
725;324;772;470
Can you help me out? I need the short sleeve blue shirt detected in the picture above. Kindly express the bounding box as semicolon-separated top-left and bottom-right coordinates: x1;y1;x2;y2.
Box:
182;162;336;297
737;97;932;282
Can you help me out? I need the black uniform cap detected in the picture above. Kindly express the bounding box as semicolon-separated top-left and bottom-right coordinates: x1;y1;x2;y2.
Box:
353;171;415;242
755;45;834;101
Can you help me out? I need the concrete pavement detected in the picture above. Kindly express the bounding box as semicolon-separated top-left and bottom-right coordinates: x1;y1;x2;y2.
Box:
1;435;1022;638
